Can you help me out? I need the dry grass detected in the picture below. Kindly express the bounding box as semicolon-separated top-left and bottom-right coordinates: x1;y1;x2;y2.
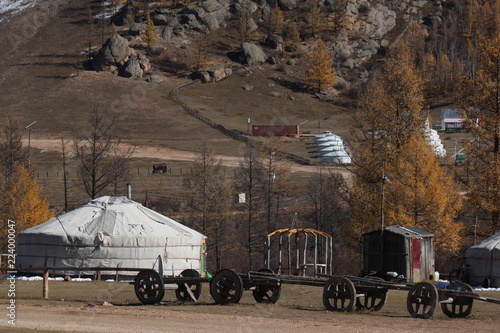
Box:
1;279;499;322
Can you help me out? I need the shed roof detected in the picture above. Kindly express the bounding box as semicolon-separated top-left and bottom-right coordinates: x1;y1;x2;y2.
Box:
364;225;435;238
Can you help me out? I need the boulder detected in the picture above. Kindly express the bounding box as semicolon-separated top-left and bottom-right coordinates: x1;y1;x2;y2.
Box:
92;34;132;71
153;14;169;25
266;35;284;50
241;42;268;66
121;54;150;78
203;14;220;31
146;74;164;83
129;23;145;36
159;26;173;40
278;0;298;11
113;4;134;26
201;0;223;13
234;1;259;16
209;64;227;82
181;14;204;31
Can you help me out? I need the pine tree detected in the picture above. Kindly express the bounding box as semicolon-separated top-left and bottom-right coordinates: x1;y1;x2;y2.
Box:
307;0;326;38
306;39;336;91
142;11;158;51
458;31;500;234
347;41;464;255
0;166;54;252
437;52;452;93
266;0;284;37
4;166;54;230
330;0;347;36
284;23;301;51
422;53;437;92
385;133;463;255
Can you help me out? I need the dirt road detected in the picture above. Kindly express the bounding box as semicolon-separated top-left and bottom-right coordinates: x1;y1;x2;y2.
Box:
28;138;352;176
1;302;499;333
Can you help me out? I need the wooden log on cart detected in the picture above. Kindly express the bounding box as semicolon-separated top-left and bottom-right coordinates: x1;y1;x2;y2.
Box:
175;269;202;302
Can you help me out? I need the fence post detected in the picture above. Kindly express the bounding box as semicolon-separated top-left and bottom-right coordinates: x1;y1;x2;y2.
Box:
43;269;49;299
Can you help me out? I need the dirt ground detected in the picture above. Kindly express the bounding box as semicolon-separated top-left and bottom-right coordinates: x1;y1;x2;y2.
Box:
1;303;497;333
0;281;499;333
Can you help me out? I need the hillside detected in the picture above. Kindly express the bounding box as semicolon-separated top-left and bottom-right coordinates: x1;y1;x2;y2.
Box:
0;0;459;211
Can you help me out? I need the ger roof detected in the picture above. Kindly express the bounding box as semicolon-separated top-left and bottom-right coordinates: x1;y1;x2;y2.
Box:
468;232;500;251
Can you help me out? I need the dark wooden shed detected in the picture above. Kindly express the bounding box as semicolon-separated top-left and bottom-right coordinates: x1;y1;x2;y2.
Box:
363;226;435;282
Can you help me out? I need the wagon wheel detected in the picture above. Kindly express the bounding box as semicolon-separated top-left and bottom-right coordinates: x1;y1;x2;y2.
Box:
355;288;388;311
134;270;165;305
210;269;244;305
175;269;202;302
440;283;474;318
323;276;356;312
252;284;281;304
406;282;438;319
252;268;281;304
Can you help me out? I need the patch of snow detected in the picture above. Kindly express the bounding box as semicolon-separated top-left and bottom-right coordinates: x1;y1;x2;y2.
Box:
0;0;37;22
15;276;91;282
472;287;500;291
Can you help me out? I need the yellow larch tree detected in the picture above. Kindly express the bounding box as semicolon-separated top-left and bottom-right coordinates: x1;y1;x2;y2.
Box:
458;31;500;234
385;133;463;255
306;39;336;91
348;39;464;256
4;166;54;231
142;11;158;51
437;52;452;93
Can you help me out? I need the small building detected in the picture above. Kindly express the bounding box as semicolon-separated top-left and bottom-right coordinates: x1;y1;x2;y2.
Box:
466;232;500;288
363;226;435;282
440;108;464;130
252;125;299;137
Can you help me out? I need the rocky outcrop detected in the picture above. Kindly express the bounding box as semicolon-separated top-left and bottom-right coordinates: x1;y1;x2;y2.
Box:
92;34;133;71
192;64;233;83
241;42;268;66
278;0;298;11
121;54;150;78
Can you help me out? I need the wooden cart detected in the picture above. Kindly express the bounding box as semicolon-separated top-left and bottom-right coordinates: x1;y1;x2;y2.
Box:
134;269;500;319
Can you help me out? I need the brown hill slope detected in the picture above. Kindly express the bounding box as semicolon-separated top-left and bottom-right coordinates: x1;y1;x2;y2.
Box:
0;0;354;210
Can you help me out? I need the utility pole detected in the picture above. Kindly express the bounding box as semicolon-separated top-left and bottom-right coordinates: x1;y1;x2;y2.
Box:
25;121;37;169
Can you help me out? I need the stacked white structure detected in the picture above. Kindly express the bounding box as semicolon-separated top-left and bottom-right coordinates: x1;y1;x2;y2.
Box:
423;120;446;157
313;131;351;164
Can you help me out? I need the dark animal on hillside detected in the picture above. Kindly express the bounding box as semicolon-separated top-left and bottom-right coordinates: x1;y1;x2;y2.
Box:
152;163;168;174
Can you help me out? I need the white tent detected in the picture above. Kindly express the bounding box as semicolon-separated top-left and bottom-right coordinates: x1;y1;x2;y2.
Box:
17;196;207;276
466;232;500;287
